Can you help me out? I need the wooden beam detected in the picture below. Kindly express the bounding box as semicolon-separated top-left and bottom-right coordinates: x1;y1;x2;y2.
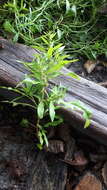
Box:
0;39;107;145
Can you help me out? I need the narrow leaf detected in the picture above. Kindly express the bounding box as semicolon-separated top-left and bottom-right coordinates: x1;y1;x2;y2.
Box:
3;20;16;33
41;36;48;45
66;0;70;14
12;102;19;107
84;119;91;128
67;72;80;80
37;101;44;119
13;33;19;42
49;101;55;122
57;0;60;8
47;47;53;58
42;132;48;147
57;28;62;40
32;45;45;52
53;43;63;51
37;143;43;150
38;131;44;145
71;5;77;17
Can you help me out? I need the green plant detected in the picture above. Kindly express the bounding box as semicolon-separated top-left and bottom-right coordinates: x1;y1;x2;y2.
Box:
1;0;107;59
1;33;92;149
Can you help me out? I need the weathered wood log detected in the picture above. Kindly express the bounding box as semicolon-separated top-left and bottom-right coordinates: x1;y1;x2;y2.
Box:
0;39;107;145
0;123;67;189
28;151;67;190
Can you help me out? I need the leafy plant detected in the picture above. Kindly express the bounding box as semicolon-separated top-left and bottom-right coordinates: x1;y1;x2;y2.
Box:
1;0;107;59
2;33;92;149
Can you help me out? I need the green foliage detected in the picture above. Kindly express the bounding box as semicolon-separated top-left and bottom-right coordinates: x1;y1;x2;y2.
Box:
20;118;29;128
3;34;92;148
0;0;107;59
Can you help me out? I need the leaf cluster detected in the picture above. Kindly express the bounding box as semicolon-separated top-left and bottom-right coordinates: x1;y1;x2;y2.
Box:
0;0;107;59
3;34;92;149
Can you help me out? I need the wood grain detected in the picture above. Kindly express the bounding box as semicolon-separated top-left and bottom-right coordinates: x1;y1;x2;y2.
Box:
0;39;107;145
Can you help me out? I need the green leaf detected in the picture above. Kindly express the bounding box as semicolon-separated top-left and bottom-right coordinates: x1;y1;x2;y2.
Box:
71;101;92;128
22;77;38;85
57;28;62;40
32;45;45;52
50;33;56;40
37;143;43;150
72;101;92;115
53;43;63;51
66;0;70;14
84;119;91;128
71;5;77;17
41;36;48;45
67;72;80;80
21;77;40;93
20;118;29;127
12;102;19;107
47;47;54;58
13;32;19;42
3;20;16;33
42;131;48;147
57;0;60;8
44;115;63;128
49;101;55;122
37;101;44;119
38;131;44;145
47;59;71;73
83;111;88;120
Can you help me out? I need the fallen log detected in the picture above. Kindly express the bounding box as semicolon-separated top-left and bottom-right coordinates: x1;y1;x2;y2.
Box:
28;151;67;190
0;39;107;145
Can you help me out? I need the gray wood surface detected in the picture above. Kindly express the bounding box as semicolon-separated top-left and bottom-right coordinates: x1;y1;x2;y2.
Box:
0;38;107;145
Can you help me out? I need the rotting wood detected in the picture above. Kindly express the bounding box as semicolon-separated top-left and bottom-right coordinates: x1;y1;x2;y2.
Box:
1;39;107;145
44;140;65;154
0;124;67;189
28;151;67;190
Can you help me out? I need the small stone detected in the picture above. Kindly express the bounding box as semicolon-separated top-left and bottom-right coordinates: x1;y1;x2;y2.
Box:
84;60;98;73
74;172;102;190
